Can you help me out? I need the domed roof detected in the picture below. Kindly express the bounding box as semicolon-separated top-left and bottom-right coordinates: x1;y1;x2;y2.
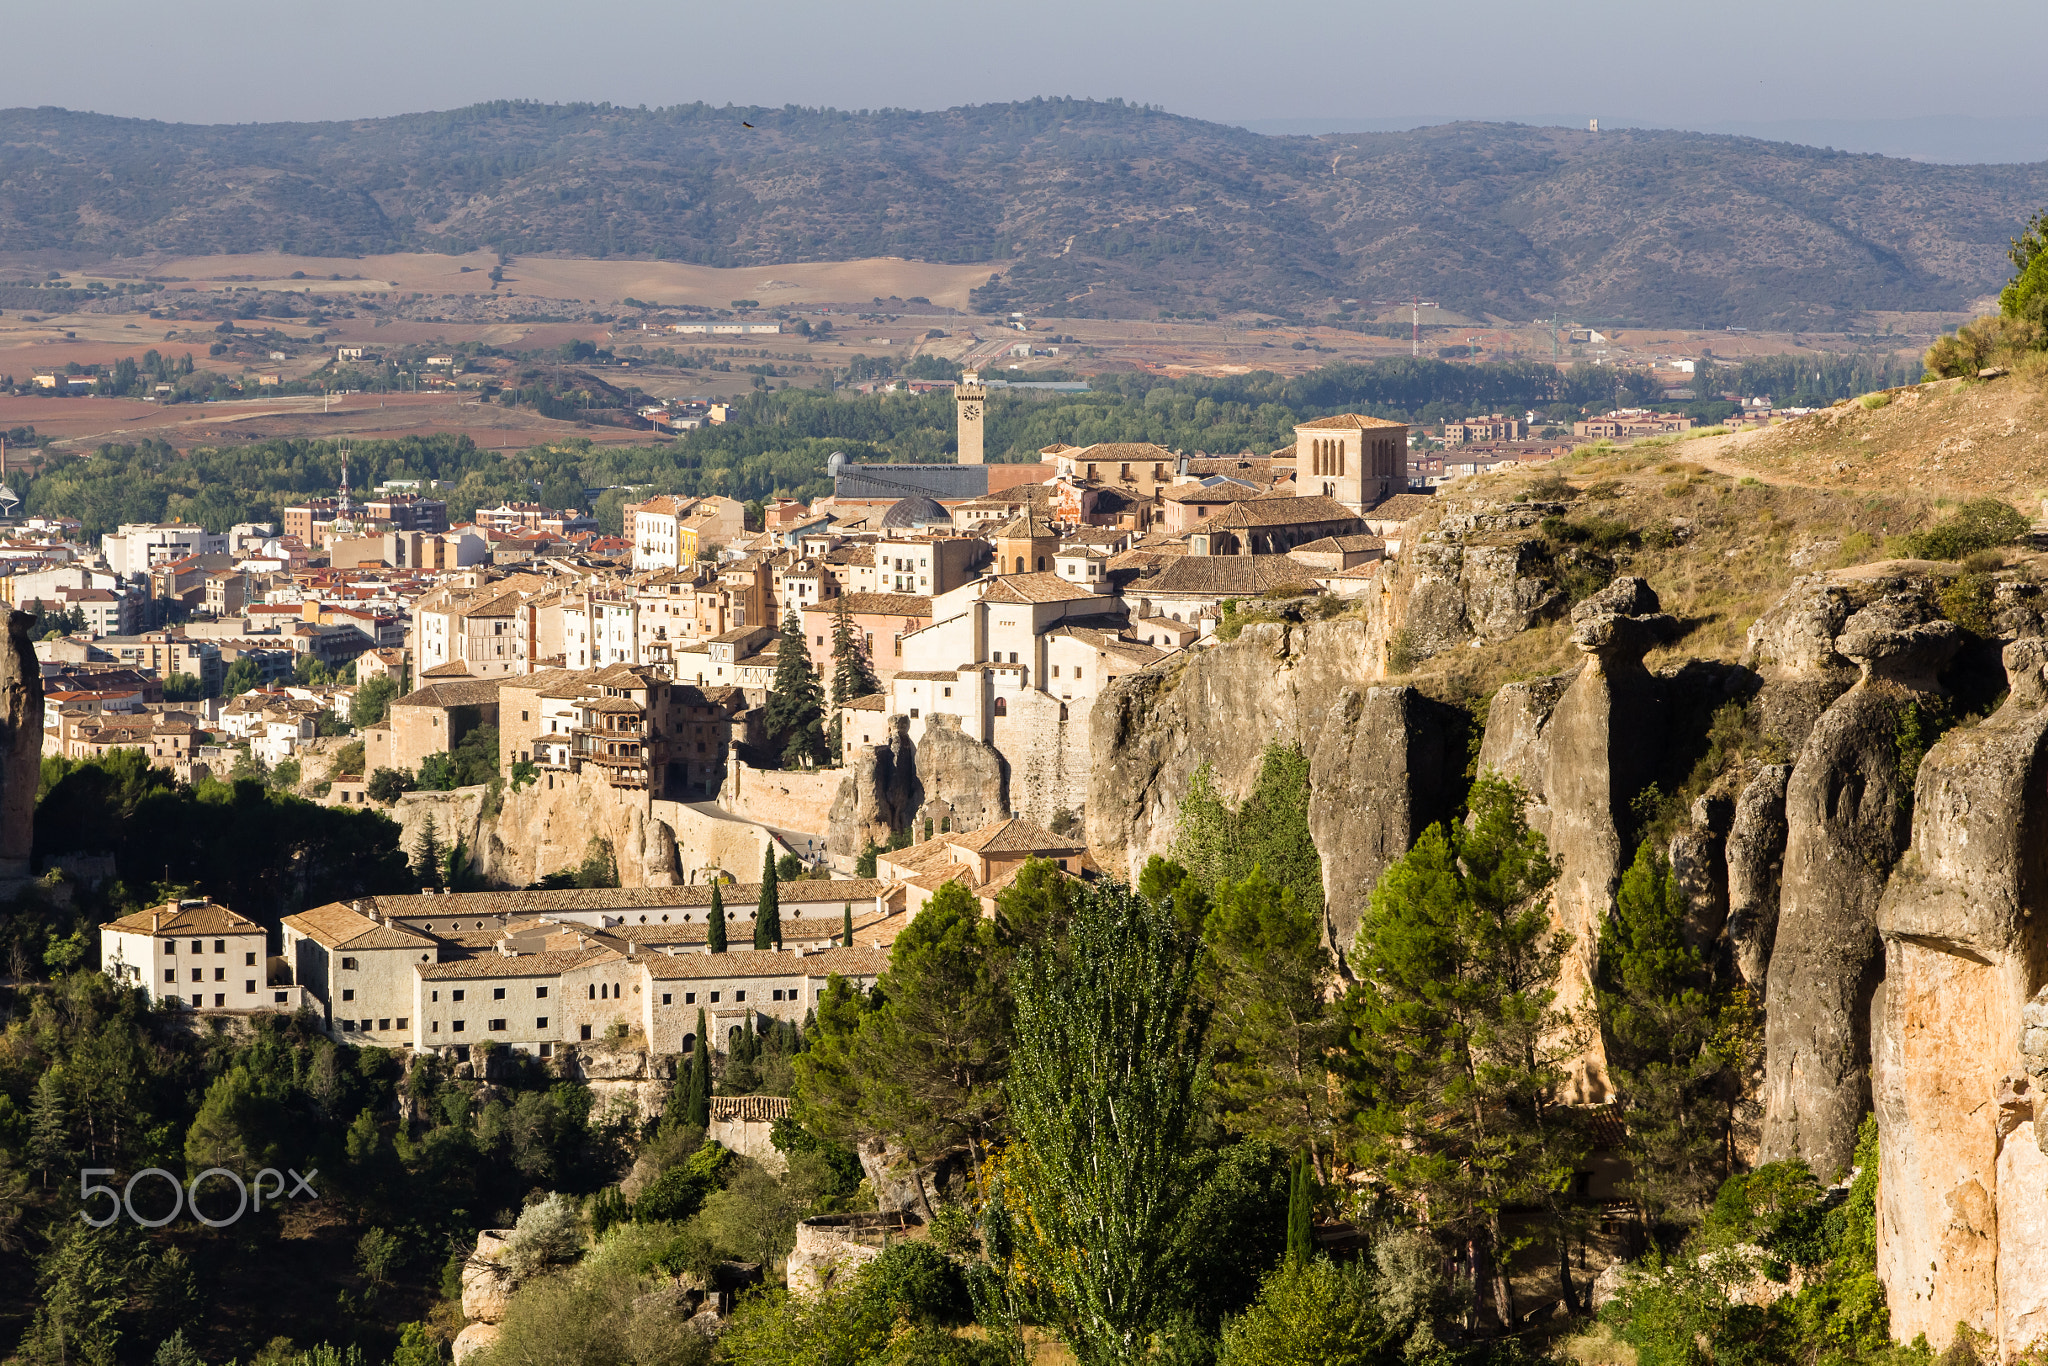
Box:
880;494;949;529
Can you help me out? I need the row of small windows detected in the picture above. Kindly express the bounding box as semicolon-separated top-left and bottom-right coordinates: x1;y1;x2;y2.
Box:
169;969;255;990
1310;438;1347;477
166;938;237;954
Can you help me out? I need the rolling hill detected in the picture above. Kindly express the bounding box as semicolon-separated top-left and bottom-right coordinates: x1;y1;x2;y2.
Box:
3;99;2045;328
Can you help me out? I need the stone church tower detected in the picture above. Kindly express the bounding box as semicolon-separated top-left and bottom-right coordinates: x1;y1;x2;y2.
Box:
1292;413;1410;512
956;371;986;466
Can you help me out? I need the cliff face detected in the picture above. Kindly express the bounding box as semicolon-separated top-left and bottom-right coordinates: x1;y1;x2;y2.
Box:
1873;638;2048;1354
389;771;686;890
1;610;45;881
826;713;1010;857
1761;593;1959;1177
1087;616;1466;954
1084;493;2048;1349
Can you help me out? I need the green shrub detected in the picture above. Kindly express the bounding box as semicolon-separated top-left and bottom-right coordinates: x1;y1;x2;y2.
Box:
1937;572;1998;636
1905;498;2030;560
1541;512;1637;551
855;1240;974;1327
629;1141;733;1223
1385;629;1417;674
1216;1257;1390;1366
1860;391;1892;409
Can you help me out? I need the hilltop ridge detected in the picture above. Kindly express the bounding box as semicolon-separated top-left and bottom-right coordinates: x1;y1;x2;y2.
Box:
3;100;2044;327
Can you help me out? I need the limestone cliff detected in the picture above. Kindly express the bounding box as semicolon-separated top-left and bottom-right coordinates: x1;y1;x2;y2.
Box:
1873;638;2048;1355
0;610;44;881
1475;577;1677;1102
827;717;916;858
388;770;687;890
1088;617;1464;955
825;714;1010;857
1762;591;1960;1178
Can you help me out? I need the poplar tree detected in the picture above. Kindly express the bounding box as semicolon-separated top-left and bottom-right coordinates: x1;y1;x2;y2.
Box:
1004;881;1210;1366
707;882;727;954
756;847;781;949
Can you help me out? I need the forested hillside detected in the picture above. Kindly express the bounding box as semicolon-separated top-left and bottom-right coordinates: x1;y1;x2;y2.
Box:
3;100;2043;326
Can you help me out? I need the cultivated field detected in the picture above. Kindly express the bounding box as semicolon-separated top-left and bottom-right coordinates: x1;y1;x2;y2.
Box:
0;391;667;453
137;252;1006;310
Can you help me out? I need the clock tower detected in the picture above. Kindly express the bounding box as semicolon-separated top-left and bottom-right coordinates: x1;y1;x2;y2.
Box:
955;371;986;466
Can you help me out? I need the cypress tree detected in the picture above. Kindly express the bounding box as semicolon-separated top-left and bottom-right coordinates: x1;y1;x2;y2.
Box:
707;882;727;954
686;1008;712;1127
1286;1151;1314;1265
411;813;444;891
757;847;781;949
842;901;854;948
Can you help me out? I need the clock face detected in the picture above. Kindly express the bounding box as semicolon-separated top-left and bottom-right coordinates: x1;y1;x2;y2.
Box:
961;404;981;420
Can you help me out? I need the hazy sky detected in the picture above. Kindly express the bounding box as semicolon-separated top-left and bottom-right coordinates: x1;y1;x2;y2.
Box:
13;0;2041;148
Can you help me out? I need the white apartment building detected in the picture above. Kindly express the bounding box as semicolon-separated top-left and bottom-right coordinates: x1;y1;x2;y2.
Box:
101;899;302;1012
101;523;227;579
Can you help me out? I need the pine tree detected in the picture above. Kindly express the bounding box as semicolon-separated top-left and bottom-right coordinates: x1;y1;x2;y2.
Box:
762;609;826;768
29;1068;70;1188
842;901;854;947
1342;773;1589;1331
830;594;880;705
757;846;781;949
1599;839;1746;1232
1286;1151;1315;1266
411;813;444;890
707;882;727;954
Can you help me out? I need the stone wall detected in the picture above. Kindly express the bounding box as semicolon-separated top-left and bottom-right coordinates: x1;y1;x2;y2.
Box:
708;1095;791;1176
655;799;784;883
992;689;1087;827
720;760;843;839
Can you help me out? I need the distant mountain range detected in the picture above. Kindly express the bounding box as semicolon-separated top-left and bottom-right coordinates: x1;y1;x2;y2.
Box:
4;99;2044;329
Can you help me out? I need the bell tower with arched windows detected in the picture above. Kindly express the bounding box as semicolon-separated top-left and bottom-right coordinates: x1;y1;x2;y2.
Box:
1291;414;1409;512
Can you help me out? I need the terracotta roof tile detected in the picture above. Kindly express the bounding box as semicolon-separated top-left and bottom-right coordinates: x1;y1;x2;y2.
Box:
103;900;264;937
1294;413;1409;431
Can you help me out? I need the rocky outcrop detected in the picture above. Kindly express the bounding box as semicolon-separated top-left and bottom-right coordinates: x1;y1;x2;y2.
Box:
1089;617;1464;954
1744;576;1857;757
1;609;45;881
469;770;682;888
858;1135;971;1217
913;713;1010;832
1873;638;2048;1355
1763;592;1961;1178
460;1228;517;1324
827;716;915;857
1307;685;1461;955
1725;764;1791;987
1479;577;1676;1102
1402;505;1569;659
